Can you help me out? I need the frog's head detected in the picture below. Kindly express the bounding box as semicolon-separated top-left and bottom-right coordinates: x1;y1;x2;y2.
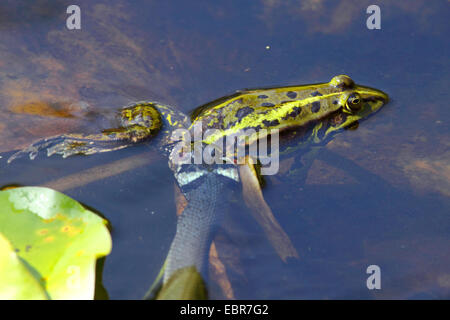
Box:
323;75;388;133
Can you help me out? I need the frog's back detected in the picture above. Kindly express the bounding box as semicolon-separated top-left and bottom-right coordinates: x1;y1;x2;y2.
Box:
190;75;388;146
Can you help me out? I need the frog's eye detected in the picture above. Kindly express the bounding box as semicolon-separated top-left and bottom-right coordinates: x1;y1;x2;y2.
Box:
345;93;362;112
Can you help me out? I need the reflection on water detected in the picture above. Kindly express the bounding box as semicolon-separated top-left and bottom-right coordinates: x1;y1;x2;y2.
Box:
0;0;449;299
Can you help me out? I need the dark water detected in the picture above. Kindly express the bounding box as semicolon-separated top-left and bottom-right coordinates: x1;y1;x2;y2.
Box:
0;0;449;299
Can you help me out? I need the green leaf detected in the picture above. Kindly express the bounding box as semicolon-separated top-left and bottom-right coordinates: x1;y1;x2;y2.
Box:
0;187;111;299
0;233;48;299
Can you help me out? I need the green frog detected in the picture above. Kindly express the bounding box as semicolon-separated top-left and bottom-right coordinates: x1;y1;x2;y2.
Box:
7;75;389;299
156;75;388;297
9;75;386;162
197;75;383;136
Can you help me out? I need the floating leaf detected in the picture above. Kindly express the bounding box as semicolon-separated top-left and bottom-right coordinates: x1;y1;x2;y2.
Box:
0;187;111;299
0;233;48;299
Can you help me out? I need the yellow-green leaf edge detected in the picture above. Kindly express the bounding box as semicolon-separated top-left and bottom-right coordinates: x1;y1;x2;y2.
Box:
0;187;112;300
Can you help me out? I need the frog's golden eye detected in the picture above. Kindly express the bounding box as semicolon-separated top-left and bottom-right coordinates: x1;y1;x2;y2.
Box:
345;93;362;112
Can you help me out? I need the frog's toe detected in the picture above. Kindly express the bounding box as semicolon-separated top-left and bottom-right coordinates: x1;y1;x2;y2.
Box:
7;137;60;163
7;146;37;163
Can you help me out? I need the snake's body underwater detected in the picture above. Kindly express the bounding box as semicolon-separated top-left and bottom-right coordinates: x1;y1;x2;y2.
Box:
6;75;388;294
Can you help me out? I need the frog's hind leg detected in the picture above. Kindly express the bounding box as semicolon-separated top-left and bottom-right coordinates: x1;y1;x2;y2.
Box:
46;134;132;158
7;134;131;163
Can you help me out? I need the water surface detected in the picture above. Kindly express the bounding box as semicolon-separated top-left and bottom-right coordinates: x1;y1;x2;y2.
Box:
0;0;448;299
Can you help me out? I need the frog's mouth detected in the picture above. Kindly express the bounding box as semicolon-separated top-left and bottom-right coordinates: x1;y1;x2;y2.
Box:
358;86;389;115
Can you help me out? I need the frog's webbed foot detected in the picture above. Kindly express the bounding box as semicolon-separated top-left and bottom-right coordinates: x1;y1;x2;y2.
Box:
7;136;63;163
7;134;131;163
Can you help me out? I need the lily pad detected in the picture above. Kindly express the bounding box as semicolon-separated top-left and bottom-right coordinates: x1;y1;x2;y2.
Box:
0;233;48;299
0;187;111;299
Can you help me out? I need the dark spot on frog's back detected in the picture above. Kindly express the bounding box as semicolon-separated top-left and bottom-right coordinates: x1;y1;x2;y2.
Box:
262;119;280;127
286;91;297;99
311;102;320;113
235;106;254;120
261;102;275;107
282;106;302;120
310;91;323;97
258;95;269;99
226;120;237;129
249;125;262;132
